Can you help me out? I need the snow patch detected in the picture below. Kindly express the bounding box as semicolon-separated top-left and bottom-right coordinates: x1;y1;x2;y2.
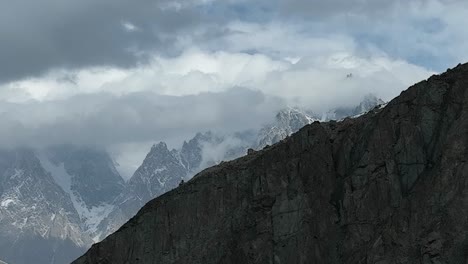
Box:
1;199;15;207
38;152;115;238
154;166;167;174
72;199;114;240
38;153;72;193
10;169;24;179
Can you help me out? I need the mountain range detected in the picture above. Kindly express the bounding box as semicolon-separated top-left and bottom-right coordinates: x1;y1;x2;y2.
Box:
75;63;468;263
0;95;384;264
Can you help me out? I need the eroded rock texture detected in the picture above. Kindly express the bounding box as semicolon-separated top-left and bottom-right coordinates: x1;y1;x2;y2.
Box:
74;63;468;264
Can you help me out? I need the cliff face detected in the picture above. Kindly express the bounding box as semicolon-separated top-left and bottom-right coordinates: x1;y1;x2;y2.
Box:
74;63;468;264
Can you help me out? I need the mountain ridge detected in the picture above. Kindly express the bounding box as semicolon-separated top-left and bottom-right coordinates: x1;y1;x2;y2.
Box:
98;96;383;240
74;62;468;263
0;94;385;264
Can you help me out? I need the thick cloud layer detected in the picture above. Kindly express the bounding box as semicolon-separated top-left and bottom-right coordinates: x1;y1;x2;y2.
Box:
0;0;208;83
1;0;467;82
0;47;431;149
0;0;466;176
0;88;282;148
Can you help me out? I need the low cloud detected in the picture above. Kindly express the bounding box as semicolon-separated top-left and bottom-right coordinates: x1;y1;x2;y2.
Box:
0;42;433;150
0;88;282;149
2;0;465;177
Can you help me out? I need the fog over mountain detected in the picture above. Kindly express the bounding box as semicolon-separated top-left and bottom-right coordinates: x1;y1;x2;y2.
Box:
0;96;383;264
4;1;467;173
1;0;467;263
74;63;468;264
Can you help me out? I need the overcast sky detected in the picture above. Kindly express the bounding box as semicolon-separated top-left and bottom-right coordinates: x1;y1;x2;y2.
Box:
1;0;467;177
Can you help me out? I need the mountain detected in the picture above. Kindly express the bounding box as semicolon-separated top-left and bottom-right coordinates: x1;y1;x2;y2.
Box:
126;142;186;205
256;95;383;149
98;132;253;239
180;132;223;173
256;107;317;148
40;145;125;240
96;95;384;241
44;145;125;208
321;93;385;121
0;145;125;264
180;131;254;171
74;63;468;263
0;149;90;264
96;142;187;240
0;94;383;263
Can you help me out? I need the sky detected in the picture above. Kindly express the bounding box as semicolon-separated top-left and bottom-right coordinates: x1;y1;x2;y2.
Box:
1;0;467;178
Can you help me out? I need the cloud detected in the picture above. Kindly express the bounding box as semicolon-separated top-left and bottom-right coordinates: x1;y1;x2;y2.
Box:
0;45;432;106
0;0;208;83
1;0;466;177
2;0;465;84
122;21;140;33
275;0;468;70
0;14;435;175
197;134;249;170
0;47;433;149
0;88;283;148
1;0;466;84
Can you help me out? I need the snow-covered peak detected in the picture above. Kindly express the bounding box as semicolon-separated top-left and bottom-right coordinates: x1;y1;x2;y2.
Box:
276;107;317;129
358;94;385;113
257;107;317;148
128;140;186;198
322;94;385;121
151;142;169;152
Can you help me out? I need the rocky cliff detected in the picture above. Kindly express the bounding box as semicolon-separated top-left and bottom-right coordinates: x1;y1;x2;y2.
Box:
75;63;468;264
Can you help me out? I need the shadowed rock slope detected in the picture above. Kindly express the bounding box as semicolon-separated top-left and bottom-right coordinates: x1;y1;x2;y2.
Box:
74;63;468;264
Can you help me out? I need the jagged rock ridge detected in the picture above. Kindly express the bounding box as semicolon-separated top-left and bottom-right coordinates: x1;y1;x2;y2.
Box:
74;63;468;264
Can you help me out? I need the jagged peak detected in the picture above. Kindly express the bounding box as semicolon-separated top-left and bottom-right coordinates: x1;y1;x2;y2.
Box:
361;93;384;103
276;106;306;115
274;107;315;122
151;142;168;151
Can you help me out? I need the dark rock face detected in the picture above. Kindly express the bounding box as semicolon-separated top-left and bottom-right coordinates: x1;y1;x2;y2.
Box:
75;63;468;264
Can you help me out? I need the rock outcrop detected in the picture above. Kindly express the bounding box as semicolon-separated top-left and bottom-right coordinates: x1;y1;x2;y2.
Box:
74;63;468;263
